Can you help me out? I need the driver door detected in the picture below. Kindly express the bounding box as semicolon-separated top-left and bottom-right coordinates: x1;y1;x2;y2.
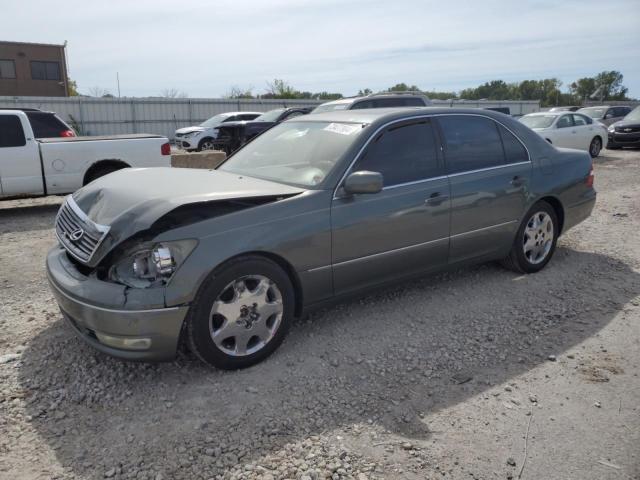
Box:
331;118;451;295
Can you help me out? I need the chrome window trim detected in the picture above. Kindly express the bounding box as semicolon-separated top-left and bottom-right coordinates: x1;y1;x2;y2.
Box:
333;112;532;199
382;175;448;191
447;161;531;178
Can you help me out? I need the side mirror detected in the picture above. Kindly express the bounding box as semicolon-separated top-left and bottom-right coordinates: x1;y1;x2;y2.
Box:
343;170;383;195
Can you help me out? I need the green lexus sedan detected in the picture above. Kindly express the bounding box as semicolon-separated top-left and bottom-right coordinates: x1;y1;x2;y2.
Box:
47;108;596;369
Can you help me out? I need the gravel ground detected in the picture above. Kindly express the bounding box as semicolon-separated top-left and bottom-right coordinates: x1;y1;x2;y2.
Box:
1;149;639;480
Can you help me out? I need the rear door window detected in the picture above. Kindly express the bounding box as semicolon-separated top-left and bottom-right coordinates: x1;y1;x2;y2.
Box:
403;97;427;106
373;98;405;108
438;115;505;174
351;100;375;110
556;115;573;128
354;120;441;186
572;114;588;126
0;115;27;147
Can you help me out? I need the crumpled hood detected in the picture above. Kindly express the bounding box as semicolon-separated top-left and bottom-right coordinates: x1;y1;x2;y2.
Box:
72;168;304;263
175;126;205;135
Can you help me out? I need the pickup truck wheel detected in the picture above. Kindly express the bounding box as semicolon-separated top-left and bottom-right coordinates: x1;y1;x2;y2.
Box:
589;137;602;158
186;256;294;369
501;201;558;274
85;165;124;184
198;138;215;151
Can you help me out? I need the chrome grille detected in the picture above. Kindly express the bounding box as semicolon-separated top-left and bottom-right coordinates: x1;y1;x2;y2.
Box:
616;125;640;133
55;196;110;263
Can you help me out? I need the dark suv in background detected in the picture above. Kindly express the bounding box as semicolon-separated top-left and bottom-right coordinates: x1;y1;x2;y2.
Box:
0;108;76;138
313;91;432;113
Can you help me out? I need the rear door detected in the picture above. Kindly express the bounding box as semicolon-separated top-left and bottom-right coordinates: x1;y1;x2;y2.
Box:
331;118;450;294
555;114;581;148
436;114;531;263
571;113;593;150
0;113;43;196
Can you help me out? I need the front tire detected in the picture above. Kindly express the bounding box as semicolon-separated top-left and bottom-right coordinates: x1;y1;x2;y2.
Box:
186;256;294;369
589;137;602;158
197;138;216;152
501;201;558;274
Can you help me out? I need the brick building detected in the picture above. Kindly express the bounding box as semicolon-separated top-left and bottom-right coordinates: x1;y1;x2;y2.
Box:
0;40;69;97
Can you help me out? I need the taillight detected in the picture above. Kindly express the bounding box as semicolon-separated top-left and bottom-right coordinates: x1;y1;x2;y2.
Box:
161;142;171;156
60;129;76;137
586;161;594;188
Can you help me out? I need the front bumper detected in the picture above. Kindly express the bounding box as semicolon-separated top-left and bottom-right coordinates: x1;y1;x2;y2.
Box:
608;132;640;148
46;246;188;361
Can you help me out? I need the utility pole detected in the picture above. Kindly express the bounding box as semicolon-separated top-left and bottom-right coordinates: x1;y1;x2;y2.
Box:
117;72;121;98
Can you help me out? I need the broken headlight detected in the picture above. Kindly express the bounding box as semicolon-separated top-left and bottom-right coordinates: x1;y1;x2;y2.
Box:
108;239;197;288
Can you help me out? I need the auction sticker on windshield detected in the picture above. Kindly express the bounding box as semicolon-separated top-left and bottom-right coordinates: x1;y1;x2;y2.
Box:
324;123;361;135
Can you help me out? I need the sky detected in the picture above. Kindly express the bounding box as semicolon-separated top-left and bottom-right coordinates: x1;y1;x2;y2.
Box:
3;0;640;98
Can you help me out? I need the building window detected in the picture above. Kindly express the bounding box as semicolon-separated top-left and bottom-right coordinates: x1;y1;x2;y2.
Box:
0;59;16;79
30;61;61;81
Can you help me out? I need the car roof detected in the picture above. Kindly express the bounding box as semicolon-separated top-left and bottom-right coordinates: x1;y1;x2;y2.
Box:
524;111;568;117
220;111;262;116
298;107;515;126
317;92;429;107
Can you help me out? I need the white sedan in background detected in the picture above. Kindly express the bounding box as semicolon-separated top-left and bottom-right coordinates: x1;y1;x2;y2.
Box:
519;111;607;158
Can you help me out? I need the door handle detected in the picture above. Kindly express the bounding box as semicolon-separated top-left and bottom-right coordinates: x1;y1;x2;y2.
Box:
425;192;449;206
511;175;525;187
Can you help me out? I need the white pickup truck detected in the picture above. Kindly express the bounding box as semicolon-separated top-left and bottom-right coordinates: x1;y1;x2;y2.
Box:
0;109;172;199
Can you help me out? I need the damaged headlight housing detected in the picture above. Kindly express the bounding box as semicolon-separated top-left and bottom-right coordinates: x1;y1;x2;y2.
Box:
108;239;198;288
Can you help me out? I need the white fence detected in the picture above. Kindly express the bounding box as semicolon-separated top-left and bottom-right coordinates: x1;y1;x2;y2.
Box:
0;96;540;140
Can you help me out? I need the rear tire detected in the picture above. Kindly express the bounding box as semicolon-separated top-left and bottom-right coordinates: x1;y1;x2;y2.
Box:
589;137;602;158
501;201;559;274
85;165;124;184
186;255;294;369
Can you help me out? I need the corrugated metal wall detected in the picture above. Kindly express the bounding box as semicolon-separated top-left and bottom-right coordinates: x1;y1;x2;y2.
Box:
0;96;540;139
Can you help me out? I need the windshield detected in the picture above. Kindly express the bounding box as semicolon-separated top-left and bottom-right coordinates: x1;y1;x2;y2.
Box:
219;121;364;187
313;103;350;113
519;115;556;129
579;107;606;119
624;106;640;122
200;114;228;128
254;109;285;122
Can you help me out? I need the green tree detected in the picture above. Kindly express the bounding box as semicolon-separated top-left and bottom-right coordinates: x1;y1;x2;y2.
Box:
264;79;297;99
594;71;628;100
358;88;373;96
387;83;421;92
67;78;79;96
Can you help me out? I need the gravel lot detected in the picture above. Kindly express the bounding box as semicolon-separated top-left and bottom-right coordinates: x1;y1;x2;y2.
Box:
1;149;639;480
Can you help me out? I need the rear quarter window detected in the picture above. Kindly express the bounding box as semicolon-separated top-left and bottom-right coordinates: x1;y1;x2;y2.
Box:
498;124;528;164
0;115;27;147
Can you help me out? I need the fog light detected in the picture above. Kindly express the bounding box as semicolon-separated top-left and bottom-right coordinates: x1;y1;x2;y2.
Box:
95;332;152;351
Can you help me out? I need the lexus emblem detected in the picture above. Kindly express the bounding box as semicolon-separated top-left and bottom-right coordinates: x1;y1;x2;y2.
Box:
67;228;84;241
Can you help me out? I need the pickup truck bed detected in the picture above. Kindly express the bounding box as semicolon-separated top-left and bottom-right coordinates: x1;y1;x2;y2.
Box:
0;110;171;199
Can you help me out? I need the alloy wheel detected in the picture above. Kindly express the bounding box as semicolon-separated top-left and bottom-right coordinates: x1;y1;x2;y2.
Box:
590;138;601;157
200;140;215;151
209;275;283;356
523;211;554;264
